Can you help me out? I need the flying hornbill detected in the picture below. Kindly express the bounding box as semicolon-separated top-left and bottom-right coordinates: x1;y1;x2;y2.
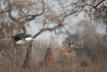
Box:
11;33;33;44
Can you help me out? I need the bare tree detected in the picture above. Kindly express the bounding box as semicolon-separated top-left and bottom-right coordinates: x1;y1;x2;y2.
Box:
59;0;107;30
0;0;80;67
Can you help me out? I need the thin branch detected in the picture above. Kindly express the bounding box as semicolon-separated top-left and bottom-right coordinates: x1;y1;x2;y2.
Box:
7;0;17;22
27;0;45;21
95;0;105;8
33;24;62;38
61;11;78;23
19;5;28;20
0;10;10;15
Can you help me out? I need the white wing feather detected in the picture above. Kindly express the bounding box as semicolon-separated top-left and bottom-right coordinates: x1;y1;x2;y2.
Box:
25;37;33;41
16;40;26;44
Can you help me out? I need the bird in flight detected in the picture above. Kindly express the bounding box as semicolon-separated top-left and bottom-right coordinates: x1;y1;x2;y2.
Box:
69;42;74;48
11;33;33;44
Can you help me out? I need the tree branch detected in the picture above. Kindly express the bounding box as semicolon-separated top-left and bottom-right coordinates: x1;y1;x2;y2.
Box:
27;0;45;21
95;0;105;8
33;24;62;38
7;0;27;34
7;0;17;22
0;10;10;15
33;10;76;39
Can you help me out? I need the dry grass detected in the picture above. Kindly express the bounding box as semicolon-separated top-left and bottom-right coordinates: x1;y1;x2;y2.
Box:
0;41;107;72
81;58;93;67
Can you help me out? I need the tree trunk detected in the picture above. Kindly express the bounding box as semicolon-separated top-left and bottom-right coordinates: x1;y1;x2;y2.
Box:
22;41;32;67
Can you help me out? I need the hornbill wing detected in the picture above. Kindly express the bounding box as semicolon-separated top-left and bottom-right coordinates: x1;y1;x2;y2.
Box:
14;36;21;41
11;33;30;42
16;33;28;39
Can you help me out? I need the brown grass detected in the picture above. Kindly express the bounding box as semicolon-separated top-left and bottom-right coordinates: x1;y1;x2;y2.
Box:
0;41;107;72
81;58;93;67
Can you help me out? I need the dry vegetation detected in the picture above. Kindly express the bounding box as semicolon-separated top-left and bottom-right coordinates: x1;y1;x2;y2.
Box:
40;47;59;67
0;39;107;72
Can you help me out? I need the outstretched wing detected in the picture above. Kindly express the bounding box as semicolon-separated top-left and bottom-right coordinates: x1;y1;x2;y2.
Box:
16;33;28;39
11;33;27;41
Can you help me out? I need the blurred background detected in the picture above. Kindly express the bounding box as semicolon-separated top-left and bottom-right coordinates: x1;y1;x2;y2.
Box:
0;0;107;72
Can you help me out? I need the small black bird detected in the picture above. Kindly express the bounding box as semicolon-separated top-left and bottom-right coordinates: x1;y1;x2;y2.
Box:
11;33;33;44
69;42;74;48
